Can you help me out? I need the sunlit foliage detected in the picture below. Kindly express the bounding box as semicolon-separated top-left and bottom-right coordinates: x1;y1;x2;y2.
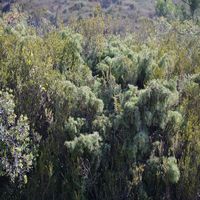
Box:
0;6;200;200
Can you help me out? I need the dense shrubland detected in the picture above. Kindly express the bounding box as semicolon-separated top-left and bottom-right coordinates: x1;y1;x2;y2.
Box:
0;4;200;200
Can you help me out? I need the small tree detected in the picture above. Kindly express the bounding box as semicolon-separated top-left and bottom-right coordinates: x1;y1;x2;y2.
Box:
156;0;176;18
182;0;200;16
0;90;40;184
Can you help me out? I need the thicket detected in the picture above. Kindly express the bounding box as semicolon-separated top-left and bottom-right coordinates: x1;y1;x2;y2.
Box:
0;6;200;200
156;0;200;19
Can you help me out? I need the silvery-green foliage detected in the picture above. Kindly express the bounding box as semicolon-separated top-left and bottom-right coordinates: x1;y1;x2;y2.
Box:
119;79;181;194
96;37;176;89
96;37;138;86
133;131;150;158
123;80;179;130
92;115;111;138
158;51;177;78
77;86;104;115
65;132;102;156
137;80;179;130
156;0;177;18
166;111;183;133
0;90;40;183
146;156;180;184
192;73;200;85
136;46;159;88
64;117;85;139
163;156;180;184
47;78;104;124
57;29;84;72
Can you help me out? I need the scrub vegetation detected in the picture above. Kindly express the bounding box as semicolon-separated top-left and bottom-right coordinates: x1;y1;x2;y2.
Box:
0;0;200;199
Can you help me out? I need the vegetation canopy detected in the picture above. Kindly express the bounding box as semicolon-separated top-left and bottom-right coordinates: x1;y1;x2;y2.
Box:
0;0;200;200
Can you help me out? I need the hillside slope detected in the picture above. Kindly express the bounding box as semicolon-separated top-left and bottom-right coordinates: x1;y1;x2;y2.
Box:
2;0;156;23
